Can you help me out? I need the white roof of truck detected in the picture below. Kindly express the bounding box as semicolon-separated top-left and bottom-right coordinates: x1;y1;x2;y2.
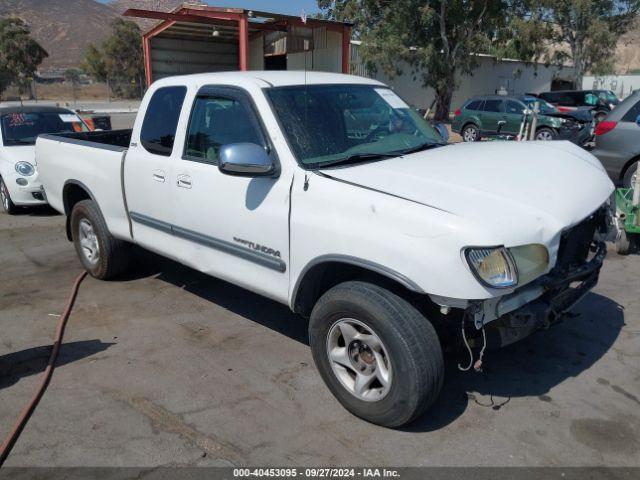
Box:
152;71;384;88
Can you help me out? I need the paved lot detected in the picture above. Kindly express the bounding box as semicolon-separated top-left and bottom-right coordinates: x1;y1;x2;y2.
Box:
0;208;639;467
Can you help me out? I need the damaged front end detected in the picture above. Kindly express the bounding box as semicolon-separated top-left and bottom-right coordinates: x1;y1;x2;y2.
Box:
466;207;608;351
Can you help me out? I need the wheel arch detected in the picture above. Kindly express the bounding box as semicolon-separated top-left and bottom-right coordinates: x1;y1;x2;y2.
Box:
292;255;436;318
620;154;640;182
62;180;99;241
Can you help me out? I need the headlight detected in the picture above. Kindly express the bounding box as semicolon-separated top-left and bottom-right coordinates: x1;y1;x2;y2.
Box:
509;244;549;285
465;247;518;289
15;161;35;177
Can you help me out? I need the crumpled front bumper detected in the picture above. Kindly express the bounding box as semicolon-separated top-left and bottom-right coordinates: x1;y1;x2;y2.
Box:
469;241;606;347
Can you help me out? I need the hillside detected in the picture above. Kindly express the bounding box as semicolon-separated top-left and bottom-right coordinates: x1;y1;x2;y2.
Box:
616;18;640;74
0;0;182;71
0;0;117;70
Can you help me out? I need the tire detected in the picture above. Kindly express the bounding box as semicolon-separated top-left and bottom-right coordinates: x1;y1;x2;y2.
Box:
462;123;480;142
615;228;631;255
309;281;444;428
535;127;558;141
0;177;18;215
622;161;639;189
70;199;131;279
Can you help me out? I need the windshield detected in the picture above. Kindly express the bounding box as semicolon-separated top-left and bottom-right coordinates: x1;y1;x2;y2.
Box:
598;90;619;104
266;84;443;168
523;98;558;114
0;111;88;146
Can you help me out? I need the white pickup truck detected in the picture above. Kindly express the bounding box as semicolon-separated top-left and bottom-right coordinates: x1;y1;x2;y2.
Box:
36;71;613;427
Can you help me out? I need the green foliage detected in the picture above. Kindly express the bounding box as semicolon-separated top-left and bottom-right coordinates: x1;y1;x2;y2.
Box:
509;0;640;83
64;68;82;85
82;18;144;98
0;17;48;99
318;1;512;120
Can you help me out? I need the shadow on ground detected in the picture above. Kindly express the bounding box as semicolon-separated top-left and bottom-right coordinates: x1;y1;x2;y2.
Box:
12;205;60;217
0;340;114;390
120;249;624;431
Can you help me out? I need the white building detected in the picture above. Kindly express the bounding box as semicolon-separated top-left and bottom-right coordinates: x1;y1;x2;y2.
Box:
582;74;640;99
351;41;575;111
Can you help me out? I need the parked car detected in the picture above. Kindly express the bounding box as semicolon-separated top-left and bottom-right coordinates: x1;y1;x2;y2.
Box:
36;72;613;428
0;106;90;214
536;90;619;123
451;95;593;144
591;89;640;188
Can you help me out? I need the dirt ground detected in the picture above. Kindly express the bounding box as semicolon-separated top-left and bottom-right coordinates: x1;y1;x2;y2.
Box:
0;207;639;467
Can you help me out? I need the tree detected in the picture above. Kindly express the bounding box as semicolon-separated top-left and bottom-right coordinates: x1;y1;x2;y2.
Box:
319;1;512;121
0;17;48;100
512;0;640;86
64;68;82;103
82;18;144;98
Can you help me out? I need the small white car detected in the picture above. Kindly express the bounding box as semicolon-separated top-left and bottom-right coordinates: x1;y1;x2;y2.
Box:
36;72;614;427
0;106;89;214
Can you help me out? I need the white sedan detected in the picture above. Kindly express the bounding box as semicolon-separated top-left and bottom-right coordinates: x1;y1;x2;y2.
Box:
0;106;90;214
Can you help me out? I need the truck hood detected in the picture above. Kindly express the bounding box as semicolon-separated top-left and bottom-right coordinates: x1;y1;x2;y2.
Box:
319;141;613;238
1;145;36;165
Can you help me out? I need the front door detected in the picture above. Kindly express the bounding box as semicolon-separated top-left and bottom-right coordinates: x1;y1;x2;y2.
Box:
124;85;188;252
169;86;292;303
479;99;503;135
502;99;526;135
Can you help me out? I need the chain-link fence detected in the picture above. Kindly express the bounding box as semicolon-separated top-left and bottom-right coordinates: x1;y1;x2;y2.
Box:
1;79;146;103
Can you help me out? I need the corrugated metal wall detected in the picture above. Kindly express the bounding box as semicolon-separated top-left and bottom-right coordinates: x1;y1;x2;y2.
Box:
287;30;343;73
150;36;239;80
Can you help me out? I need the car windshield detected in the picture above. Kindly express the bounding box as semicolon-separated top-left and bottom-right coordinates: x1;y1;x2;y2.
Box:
0;111;88;146
266;84;443;168
599;91;619;104
523;98;558;114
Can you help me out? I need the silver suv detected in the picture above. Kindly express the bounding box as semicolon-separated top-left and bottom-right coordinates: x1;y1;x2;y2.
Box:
592;90;640;187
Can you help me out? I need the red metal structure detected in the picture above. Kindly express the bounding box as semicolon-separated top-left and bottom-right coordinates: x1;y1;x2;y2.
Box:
124;5;353;86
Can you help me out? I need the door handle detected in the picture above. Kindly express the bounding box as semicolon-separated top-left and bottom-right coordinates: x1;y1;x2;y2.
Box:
152;170;166;183
177;174;192;189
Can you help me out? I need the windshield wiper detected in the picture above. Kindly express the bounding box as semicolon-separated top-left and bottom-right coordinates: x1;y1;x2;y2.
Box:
319;152;397;169
394;141;443;156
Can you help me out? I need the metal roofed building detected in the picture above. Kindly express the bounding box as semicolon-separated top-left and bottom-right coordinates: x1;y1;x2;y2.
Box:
123;3;353;86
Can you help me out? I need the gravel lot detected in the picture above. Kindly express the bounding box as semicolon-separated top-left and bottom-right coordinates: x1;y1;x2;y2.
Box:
0;208;639;467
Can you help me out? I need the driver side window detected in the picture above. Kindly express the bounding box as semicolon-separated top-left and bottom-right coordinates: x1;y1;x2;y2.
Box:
184;95;262;164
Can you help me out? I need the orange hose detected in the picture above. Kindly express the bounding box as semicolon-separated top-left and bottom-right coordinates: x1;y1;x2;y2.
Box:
0;271;88;467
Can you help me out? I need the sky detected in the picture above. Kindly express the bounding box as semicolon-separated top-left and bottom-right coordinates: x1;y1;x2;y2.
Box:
96;0;320;16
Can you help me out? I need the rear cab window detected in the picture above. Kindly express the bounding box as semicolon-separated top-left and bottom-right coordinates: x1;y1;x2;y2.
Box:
140;86;187;156
621;98;640;123
464;100;483;111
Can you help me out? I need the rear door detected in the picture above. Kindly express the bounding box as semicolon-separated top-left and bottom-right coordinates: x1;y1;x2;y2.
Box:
124;85;188;251
479;99;503;135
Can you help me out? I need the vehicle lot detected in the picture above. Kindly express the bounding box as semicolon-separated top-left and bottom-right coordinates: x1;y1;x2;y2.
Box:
1;209;639;467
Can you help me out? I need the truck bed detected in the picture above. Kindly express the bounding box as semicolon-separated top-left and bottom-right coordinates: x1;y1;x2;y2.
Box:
36;130;133;242
40;129;132;150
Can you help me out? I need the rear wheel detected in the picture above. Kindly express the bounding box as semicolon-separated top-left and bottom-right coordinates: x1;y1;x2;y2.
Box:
462;123;480;142
535;127;557;141
0;177;18;215
309;281;444;428
71;199;131;279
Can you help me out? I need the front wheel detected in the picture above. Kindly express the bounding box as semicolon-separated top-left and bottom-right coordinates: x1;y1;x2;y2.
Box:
0;177;18;215
71;199;131;279
309;281;444;428
535;127;558;141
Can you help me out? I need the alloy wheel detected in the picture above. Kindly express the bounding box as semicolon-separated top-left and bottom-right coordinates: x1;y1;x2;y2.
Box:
326;318;392;402
78;218;100;265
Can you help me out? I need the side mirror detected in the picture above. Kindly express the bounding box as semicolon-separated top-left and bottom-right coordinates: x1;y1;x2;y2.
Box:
433;122;449;142
218;143;277;177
